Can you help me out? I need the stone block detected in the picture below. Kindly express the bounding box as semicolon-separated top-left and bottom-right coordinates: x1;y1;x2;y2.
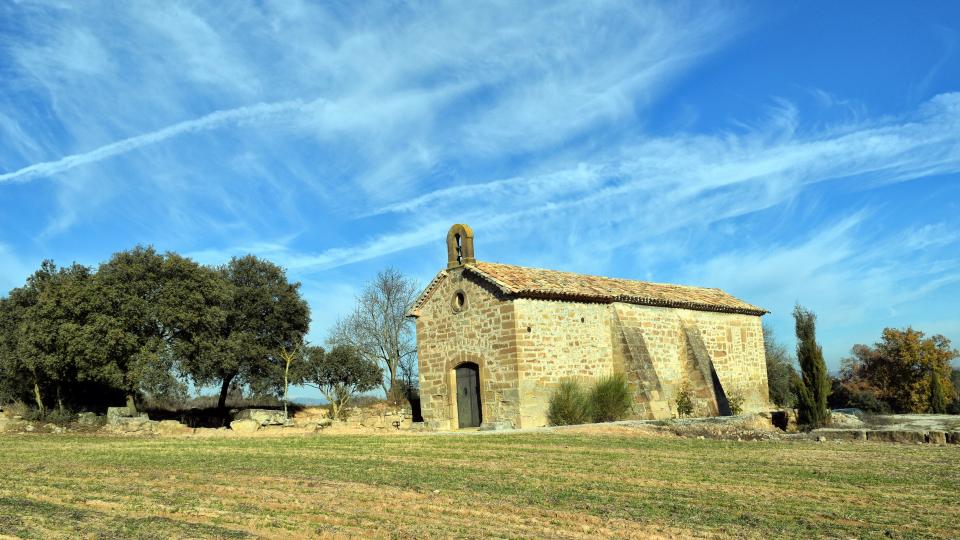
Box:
233;409;286;426
106;406;136;424
947;431;960;445
76;412;103;426
828;412;865;429
926;431;947;445
156;420;191;435
230;419;260;433
106;416;156;433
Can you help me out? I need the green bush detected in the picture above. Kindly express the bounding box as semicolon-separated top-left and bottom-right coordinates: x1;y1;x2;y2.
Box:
44;408;77;426
829;380;892;414
728;391;745;416
587;373;633;423
547;380;589;426
22;407;45;422
674;382;694;418
948;399;960;415
17;407;77;425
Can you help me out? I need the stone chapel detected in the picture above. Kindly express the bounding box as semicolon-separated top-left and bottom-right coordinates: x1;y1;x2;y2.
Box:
408;224;771;430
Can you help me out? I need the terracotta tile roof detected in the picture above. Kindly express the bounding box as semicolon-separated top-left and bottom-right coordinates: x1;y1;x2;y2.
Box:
464;261;767;315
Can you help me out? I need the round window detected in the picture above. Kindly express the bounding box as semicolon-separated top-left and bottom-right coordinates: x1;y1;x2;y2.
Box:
451;290;467;312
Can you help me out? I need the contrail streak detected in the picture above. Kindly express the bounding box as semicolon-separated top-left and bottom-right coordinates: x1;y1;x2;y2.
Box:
0;98;313;184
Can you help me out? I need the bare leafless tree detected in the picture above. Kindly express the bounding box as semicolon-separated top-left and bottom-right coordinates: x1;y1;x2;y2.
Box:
328;268;418;402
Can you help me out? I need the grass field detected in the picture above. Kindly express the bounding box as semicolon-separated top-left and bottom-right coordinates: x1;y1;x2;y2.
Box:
0;431;957;539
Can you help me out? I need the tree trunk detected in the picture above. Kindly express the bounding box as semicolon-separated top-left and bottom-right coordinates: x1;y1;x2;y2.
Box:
387;360;399;403
32;380;44;414
217;372;236;410
283;374;289;421
329;401;340;422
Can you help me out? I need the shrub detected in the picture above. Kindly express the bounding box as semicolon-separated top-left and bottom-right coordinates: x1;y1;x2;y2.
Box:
727;391;745;416
44;408;77;426
948;399;960;415
2;400;29;419
547;380;589;426
674;382;694;418
829;379;892;414
587;373;633;423
22;407;45;422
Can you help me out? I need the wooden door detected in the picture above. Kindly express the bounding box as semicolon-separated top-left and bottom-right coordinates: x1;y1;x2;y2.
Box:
455;363;481;428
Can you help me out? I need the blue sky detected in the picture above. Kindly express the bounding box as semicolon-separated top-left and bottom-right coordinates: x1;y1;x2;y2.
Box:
1;1;959;397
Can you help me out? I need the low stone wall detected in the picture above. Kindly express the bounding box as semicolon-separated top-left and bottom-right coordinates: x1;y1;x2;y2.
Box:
812;428;959;445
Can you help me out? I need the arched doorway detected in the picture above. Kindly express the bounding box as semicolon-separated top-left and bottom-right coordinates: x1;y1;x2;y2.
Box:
455;363;482;428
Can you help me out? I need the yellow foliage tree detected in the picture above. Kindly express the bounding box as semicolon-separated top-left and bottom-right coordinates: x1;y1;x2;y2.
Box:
847;328;957;413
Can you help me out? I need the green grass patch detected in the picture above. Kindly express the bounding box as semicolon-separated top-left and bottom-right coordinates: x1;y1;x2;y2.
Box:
0;433;956;538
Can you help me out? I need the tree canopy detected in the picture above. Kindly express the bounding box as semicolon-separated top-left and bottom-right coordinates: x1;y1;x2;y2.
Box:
0;247;311;412
177;255;310;409
841;327;957;413
294;344;381;420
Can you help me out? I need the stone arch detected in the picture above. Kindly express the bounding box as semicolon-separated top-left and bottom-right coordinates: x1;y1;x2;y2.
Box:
444;352;487;428
446;223;476;268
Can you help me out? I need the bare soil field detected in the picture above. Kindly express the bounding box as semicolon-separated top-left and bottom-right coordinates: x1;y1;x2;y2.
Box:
0;430;957;539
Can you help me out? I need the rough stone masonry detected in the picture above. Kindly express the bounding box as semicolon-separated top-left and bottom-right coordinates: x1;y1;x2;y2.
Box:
408;224;771;430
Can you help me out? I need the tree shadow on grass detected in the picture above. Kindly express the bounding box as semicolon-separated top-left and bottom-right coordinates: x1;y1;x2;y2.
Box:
0;496;249;539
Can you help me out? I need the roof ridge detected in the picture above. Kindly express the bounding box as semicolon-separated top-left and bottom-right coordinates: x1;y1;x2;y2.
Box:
473;260;723;292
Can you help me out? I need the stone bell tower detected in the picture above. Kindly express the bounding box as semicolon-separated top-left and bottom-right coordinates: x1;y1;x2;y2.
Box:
446;223;475;268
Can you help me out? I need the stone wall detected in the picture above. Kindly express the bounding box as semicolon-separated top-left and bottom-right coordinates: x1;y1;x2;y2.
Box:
499;302;768;427
512;299;615;427
415;268;519;429
611;304;769;419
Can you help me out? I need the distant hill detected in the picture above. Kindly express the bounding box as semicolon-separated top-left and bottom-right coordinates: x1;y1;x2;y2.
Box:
291;397;329;406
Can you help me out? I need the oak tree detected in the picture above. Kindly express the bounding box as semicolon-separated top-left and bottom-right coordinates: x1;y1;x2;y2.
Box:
179;255;309;409
88;247;228;411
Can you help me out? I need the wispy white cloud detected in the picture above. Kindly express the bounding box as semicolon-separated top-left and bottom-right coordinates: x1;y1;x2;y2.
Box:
0;0;736;237
377;92;960;220
191;222;453;273
679;214;960;365
0;99;314;184
328;92;960;276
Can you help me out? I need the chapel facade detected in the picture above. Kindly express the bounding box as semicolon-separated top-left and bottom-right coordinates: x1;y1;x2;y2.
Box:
408;224;771;430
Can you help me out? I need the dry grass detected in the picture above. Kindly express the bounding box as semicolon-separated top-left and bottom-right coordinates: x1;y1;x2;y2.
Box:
0;431;957;539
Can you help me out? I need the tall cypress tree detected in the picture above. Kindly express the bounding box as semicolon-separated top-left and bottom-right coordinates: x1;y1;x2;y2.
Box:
791;305;831;427
930;369;948;414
